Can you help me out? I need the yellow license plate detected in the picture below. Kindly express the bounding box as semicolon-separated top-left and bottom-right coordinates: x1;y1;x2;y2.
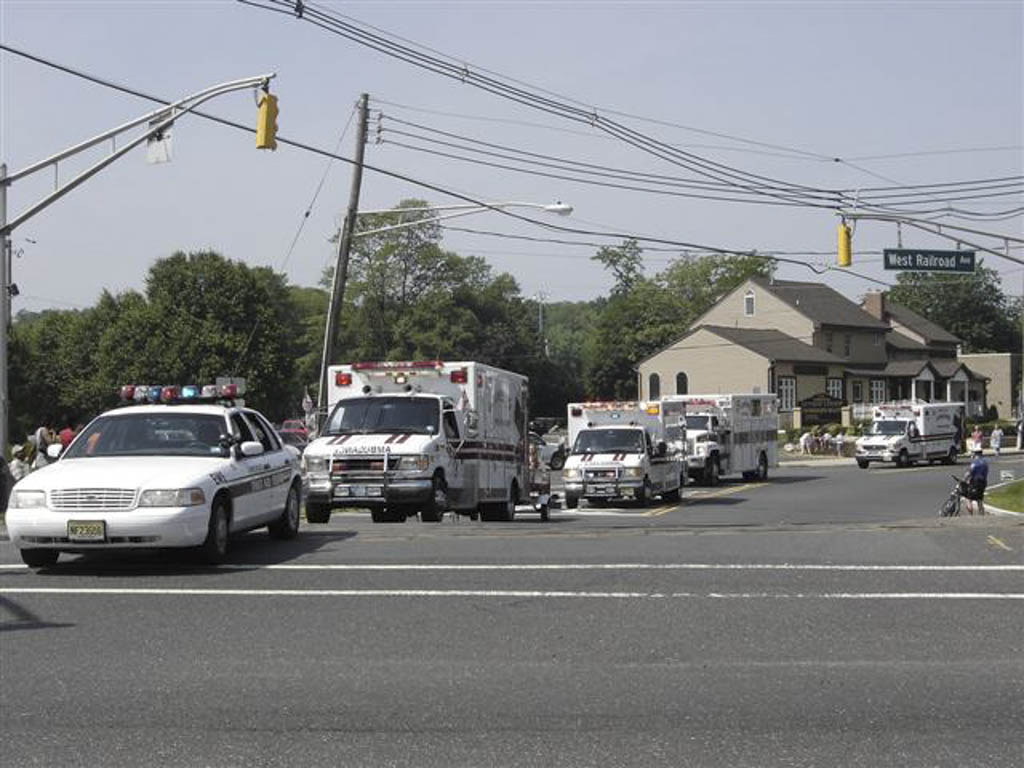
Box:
68;520;106;542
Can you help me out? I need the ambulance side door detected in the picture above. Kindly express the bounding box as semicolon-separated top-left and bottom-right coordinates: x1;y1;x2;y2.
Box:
441;404;467;507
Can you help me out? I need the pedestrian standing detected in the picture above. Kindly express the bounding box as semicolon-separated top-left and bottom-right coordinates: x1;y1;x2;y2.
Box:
58;418;76;450
835;431;846;457
989;425;1004;457
970;426;984;454
1017;417;1023;450
31;426;52;470
9;445;31;481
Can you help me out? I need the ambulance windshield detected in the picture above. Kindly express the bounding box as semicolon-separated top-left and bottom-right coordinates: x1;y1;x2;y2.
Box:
871;420;908;436
324;397;440;436
685;415;717;431
572;428;645;455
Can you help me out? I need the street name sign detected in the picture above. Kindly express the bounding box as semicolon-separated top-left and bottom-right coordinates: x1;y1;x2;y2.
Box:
883;249;975;273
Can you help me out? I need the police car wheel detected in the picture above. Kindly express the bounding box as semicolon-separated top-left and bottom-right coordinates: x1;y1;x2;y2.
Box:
305;502;331;524
201;500;230;564
20;549;59;568
269;483;301;539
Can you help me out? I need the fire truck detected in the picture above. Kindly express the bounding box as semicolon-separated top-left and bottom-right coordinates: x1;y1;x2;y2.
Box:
562;401;682;508
303;361;529;523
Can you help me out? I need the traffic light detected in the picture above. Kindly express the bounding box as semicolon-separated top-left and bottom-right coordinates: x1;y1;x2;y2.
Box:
837;222;852;267
256;91;278;150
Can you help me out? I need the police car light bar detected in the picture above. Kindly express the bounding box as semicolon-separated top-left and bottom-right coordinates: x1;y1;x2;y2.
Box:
119;382;240;404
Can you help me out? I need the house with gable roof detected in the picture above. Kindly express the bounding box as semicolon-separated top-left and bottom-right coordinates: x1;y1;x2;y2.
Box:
636;278;989;426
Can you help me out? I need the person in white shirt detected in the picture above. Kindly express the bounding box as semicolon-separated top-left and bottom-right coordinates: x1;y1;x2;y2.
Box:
989;425;1004;457
9;445;31;481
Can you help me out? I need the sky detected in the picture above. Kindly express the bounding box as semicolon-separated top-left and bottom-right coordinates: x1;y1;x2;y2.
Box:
1;0;1021;316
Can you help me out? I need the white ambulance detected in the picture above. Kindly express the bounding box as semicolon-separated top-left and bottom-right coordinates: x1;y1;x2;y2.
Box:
562;401;682;508
855;400;964;469
303;361;529;523
665;394;778;485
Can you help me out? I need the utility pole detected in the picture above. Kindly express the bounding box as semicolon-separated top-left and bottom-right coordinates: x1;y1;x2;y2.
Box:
1;164;9;452
318;93;369;428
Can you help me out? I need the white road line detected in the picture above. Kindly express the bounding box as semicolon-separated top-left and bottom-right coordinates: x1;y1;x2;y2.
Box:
1;587;1022;600
3;563;1024;572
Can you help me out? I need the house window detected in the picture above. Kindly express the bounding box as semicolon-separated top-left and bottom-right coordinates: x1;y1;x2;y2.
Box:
852;381;864;402
777;376;796;411
675;372;688;395
844;334;852;357
870;379;886;404
743;290;755;317
827;377;844;401
649;373;661;400
825;331;834;353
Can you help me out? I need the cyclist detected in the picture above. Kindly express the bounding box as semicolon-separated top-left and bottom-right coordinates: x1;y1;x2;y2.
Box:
964;449;989;516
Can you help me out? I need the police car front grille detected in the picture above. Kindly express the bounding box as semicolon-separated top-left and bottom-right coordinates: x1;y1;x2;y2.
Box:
49;489;137;510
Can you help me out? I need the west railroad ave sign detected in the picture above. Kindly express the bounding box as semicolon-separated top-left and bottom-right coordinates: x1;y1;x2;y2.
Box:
883;248;976;273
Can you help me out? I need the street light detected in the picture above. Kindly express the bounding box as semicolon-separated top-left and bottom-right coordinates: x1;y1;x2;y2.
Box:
316;199;573;426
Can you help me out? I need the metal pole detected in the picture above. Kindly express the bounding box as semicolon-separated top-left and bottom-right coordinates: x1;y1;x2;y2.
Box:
317;93;369;429
0;163;9;453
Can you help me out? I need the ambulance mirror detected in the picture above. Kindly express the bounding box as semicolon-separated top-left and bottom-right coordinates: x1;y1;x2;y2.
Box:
464;409;479;435
657;441;667;457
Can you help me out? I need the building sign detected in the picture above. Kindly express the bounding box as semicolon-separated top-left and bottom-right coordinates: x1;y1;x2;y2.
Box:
797;392;844;425
883;249;975;273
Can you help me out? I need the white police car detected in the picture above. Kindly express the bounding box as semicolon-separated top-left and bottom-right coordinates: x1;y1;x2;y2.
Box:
6;383;303;568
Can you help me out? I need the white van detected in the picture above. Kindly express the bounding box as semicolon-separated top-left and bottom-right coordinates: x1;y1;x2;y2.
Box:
304;361;528;522
855;401;964;468
562;401;682;508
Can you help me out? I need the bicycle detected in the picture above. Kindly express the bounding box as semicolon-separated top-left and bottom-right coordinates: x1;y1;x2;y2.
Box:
939;474;969;517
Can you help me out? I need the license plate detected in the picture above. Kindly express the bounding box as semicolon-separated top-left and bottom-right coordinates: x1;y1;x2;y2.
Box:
588;485;613;495
68;520;106;542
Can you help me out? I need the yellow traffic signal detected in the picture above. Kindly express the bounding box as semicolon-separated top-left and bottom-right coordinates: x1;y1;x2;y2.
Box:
256;91;278;150
837;222;852;267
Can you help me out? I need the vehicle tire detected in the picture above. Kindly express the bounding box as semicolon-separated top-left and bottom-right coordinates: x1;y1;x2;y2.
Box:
502;483;518;522
705;458;720;487
741;471;755;481
420;474;448;523
898;449;910;468
549;451;566;471
943;446;958;466
269;483;301;539
305;501;331;524
856;458;869;469
201;499;230;564
564;495;579;510
663;485;681;503
756;452;769;481
20;549;58;568
635;477;652;507
539;504;550;521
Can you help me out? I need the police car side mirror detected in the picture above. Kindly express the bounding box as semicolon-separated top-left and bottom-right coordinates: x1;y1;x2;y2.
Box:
239;441;265;458
46;443;63;460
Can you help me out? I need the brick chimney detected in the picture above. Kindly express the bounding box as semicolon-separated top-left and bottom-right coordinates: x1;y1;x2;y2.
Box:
863;290;887;320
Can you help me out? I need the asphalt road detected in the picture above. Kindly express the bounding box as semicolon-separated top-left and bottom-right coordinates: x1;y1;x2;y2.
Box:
2;456;1022;767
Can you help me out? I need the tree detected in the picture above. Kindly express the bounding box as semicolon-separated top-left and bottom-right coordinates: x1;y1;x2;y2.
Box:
888;264;1021;353
592;239;644;295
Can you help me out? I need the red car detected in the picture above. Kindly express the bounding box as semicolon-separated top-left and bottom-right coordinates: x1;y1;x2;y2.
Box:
280;419;308;437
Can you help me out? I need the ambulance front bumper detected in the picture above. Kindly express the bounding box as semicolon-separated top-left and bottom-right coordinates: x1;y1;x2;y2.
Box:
306;475;433;507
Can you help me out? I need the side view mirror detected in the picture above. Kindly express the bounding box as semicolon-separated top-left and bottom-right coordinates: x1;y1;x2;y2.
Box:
46;443;63;459
464;409;479;436
239;441;265;457
657;441;667;457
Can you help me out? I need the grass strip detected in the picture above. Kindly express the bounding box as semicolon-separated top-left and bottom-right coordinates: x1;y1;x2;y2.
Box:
987;479;1024;514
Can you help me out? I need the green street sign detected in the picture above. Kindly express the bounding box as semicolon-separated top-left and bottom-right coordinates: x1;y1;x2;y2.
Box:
883;249;976;273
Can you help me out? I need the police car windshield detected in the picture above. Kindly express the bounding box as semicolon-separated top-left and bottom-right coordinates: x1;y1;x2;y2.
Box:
63;413;228;458
573;428;644;455
872;420;908;436
324;397;440;436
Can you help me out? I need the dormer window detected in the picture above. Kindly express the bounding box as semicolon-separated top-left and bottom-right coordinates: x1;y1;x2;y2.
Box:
743;290;755;317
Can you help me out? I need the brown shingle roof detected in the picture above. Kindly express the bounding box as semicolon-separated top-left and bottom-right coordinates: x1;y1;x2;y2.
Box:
701;325;846;363
886;303;961;344
751;277;890;330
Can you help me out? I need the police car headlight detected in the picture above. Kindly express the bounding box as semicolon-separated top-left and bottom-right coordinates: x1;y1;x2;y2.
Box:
11;490;45;508
563;468;581;480
303;456;328;474
139;488;206;507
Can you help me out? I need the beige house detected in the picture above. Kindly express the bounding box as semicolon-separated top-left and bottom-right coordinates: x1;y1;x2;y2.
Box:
637;279;989;424
957;353;1020;420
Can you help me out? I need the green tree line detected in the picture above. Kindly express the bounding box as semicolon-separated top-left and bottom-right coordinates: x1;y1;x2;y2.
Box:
9;200;1020;442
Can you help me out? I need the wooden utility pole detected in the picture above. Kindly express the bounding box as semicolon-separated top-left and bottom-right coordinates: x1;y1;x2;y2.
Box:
317;93;369;428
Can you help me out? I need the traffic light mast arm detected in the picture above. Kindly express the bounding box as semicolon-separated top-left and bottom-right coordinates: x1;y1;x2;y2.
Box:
1;73;275;236
841;212;1024;267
